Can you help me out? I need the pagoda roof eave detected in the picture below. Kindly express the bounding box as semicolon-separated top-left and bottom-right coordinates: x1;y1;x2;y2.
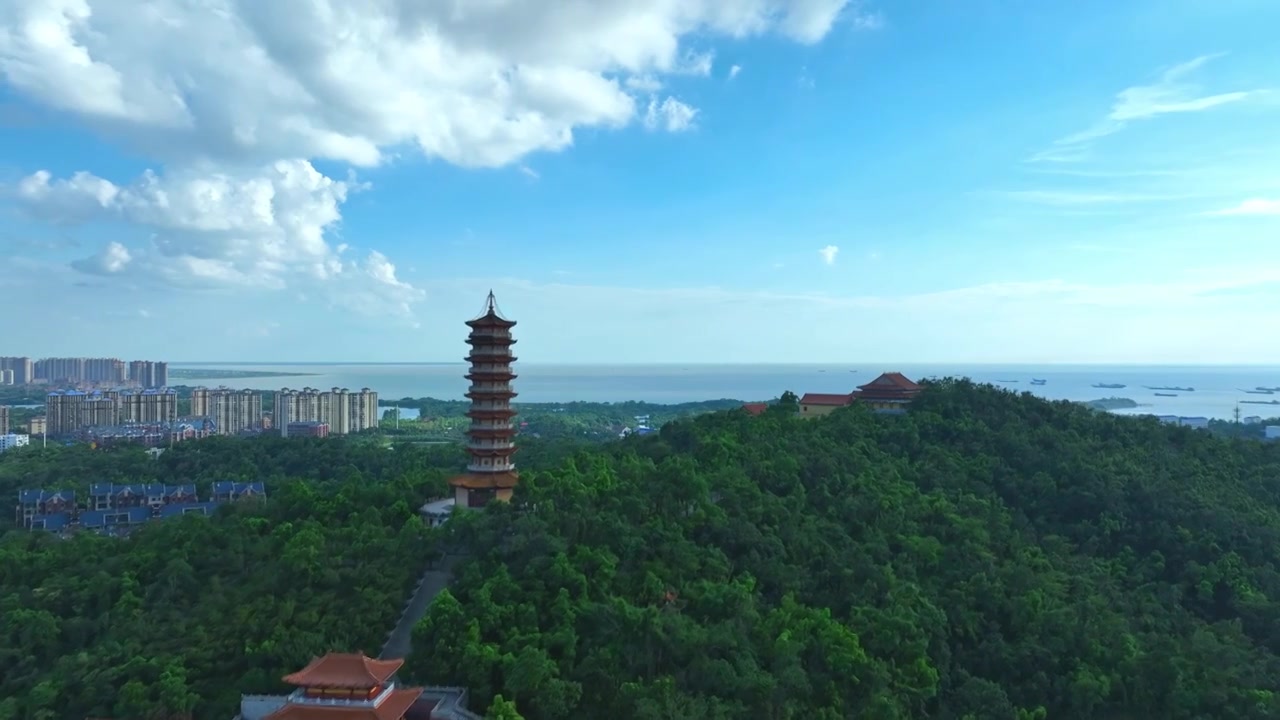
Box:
263;686;422;720
450;471;520;489
280;653;403;689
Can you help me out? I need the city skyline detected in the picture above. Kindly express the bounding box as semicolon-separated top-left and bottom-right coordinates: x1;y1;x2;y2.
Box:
2;1;1279;363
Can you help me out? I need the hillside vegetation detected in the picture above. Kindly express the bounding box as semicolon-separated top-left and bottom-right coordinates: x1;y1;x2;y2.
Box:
410;379;1280;719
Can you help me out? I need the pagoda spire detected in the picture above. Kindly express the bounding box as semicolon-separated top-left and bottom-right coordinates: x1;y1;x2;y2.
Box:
449;292;520;508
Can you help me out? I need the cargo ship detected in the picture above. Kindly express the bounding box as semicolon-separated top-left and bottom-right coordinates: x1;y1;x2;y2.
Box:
1092;383;1126;389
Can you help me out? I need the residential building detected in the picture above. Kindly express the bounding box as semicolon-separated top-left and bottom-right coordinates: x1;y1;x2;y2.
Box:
82;418;214;446
18;481;264;534
286;421;329;438
0;405;8;433
0;433;30;453
191;387;264;435
742;402;768;416
211;481;266;503
28;416;46;435
1266;426;1280;441
0;369;12;385
274;387;378;437
128;360;169;388
0;356;33;384
236;652;480;720
119;388;178;424
46;390;118;435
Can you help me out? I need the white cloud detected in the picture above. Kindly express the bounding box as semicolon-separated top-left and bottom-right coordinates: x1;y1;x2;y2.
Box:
729;64;742;79
12;160;422;317
1208;198;1280;216
0;0;860;169
518;165;540;180
818;245;839;265
1036;54;1263;160
0;0;863;319
644;96;698;132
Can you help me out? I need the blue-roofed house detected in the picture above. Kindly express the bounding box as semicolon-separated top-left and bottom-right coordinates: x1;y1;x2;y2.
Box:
15;489;76;527
29;512;71;532
211;481;266;503
165;484;198;505
144;483;167;507
80;505;152;531
159;501;220;520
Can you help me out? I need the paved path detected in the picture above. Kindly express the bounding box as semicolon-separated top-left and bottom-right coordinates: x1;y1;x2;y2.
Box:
381;553;461;660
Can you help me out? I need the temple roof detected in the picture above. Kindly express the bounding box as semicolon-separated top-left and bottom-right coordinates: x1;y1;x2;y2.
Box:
263;687;421;720
281;653;403;689
857;372;921;392
798;393;854;407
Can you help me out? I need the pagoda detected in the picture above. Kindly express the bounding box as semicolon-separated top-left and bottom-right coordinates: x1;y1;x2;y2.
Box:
261;652;421;719
449;291;520;509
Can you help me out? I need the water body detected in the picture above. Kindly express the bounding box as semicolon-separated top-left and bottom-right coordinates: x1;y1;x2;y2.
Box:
170;363;1280;421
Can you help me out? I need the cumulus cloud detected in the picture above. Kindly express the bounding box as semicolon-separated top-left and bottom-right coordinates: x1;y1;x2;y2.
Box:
818;245;839;265
14;160;422;316
0;0;864;168
644;97;698;132
0;0;866;319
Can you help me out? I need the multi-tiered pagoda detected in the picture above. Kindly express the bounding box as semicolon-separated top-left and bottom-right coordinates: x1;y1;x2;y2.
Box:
449;291;520;509
258;653;421;719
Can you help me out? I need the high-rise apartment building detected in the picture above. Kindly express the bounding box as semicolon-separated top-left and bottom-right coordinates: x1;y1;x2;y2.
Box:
0;370;12;385
0;357;33;384
118;389;178;424
35;357;129;384
128;360;169;389
0;406;9;433
190;387;263;435
45;389;177;435
273;387;379;437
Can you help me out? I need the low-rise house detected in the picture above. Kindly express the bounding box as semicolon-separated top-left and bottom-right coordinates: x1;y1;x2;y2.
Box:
16;489;76;526
158;501;222;519
212;481;267;503
798;393;853;418
741;402;768;416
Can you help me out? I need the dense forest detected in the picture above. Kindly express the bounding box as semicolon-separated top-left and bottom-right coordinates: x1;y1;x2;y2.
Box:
408;380;1280;719
4;381;1280;718
0;438;456;719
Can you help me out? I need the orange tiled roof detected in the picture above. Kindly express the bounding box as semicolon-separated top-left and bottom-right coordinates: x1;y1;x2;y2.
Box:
742;403;768;416
264;687;422;720
281;653;403;688
798;393;854;406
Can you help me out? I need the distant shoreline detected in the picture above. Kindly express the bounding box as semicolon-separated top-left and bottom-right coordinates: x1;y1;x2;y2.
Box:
168;368;319;380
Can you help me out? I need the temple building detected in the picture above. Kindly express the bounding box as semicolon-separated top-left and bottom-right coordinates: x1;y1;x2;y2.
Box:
237;652;479;719
449;291;520;509
798;372;923;418
853;372;922;414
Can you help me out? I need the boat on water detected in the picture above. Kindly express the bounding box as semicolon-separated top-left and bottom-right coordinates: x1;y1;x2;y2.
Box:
1242;399;1280;406
1257;386;1280;392
1242;389;1275;395
1145;385;1195;392
1030;379;1047;386
996;379;1019;383
1154;392;1178;397
1092;383;1126;389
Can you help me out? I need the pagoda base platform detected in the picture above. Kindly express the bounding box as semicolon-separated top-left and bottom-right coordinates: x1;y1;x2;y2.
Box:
448;471;519;509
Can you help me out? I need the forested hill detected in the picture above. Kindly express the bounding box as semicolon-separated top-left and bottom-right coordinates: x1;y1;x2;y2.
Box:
411;378;1280;720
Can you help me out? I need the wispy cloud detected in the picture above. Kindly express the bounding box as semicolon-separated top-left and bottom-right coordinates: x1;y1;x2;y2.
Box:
1207;198;1280;216
728;64;742;80
1032;54;1263;162
518;165;539;180
818;245;839;265
992;190;1190;206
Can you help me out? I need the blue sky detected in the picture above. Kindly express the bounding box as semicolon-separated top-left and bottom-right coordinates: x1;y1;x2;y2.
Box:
1;0;1278;364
